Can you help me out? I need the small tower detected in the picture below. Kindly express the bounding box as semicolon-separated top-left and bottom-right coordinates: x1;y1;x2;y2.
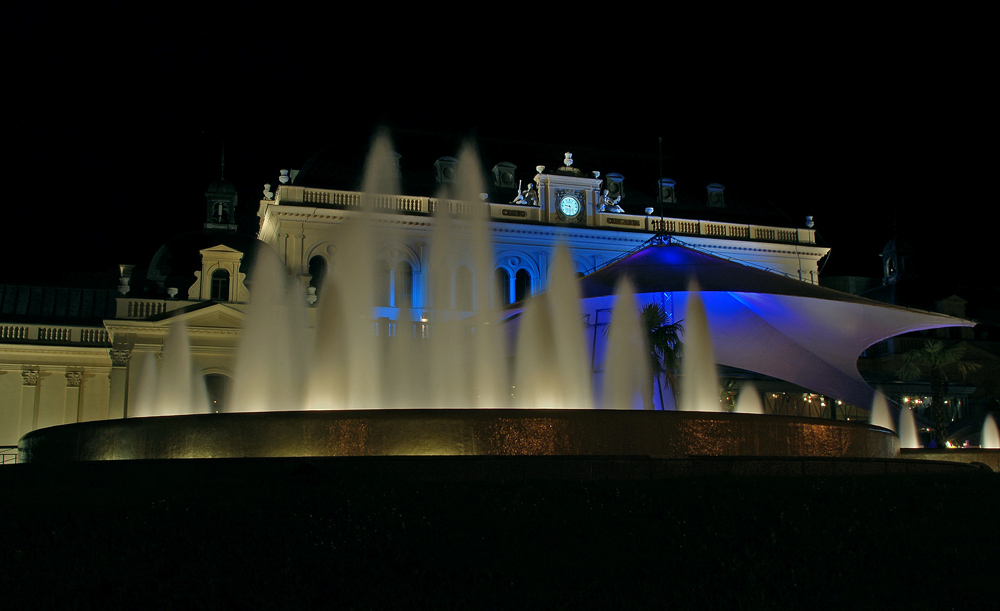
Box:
204;148;239;231
881;239;912;286
204;179;239;231
534;152;603;226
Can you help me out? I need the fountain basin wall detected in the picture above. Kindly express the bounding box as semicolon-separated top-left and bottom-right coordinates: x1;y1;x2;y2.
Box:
901;448;1000;472
18;410;899;463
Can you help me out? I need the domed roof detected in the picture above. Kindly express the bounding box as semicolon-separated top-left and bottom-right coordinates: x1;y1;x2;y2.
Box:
291;133;373;192
139;229;267;298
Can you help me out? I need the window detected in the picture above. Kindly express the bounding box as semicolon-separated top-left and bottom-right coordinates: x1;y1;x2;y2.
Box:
515;269;531;302
308;256;327;295
204;374;233;413
210;269;230;301
374;260;391;306
455;265;473;311
495;268;511;307
395;261;413;308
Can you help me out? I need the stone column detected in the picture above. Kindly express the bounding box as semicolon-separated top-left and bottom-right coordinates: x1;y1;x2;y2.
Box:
277;232;290;268
293;233;305;273
19;369;39;437
64;371;83;424
109;349;130;419
537;251;549;293
389;268;397;308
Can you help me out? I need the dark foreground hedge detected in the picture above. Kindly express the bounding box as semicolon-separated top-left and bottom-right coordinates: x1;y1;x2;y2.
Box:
1;458;996;609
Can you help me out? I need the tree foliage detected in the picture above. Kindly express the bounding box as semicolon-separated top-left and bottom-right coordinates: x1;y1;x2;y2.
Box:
897;340;980;446
639;303;683;409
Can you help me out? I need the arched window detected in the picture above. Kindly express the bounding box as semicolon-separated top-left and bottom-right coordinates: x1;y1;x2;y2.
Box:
210;269;230;301
204;373;233;413
308;256;327;295
395;261;413;308
455;265;473;311
495;268;511;307
374;260;391;306
514;269;531;303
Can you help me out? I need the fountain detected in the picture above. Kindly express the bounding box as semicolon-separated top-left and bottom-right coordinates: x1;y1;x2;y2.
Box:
131;320;211;417
733;382;764;415
898;405;921;449
869;390;894;432
983;414;1000;449
677;281;722;413
17;132;902;465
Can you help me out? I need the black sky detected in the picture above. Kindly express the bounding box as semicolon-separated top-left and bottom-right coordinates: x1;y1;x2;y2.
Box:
3;3;991;296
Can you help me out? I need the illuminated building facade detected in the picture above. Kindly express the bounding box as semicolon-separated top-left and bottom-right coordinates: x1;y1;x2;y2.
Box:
1;143;830;450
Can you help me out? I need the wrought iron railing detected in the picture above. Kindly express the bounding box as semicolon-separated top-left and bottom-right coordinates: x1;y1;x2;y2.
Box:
1;447;18;465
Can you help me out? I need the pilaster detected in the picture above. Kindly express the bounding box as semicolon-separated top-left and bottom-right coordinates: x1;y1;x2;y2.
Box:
109;349;129;419
64;371;83;423
19;369;39;437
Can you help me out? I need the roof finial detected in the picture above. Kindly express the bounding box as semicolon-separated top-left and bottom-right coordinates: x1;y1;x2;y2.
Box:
220;142;226;180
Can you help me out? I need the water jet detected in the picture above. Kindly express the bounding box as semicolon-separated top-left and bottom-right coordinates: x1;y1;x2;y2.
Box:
15;131;958;468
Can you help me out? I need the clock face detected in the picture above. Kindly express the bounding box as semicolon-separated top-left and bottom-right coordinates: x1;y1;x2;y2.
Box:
559;196;581;218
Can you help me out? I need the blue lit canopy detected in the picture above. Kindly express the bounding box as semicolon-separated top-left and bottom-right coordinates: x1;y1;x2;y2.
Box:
578;243;975;408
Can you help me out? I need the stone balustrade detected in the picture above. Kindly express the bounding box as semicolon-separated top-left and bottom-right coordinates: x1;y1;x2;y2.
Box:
0;324;110;345
120;299;167;319
273;186;816;245
0;325;29;340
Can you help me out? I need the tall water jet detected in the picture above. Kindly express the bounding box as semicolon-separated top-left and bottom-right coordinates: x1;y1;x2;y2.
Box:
601;278;651;410
129;351;160;417
513;243;591;409
229;247;309;412
378;272;428;409
343;133;397;409
514;292;561;408
456;143;506;409
425;208;470;407
869;390;894;432
982;413;999;449
131;320;209;417
546;243;593;410
899;406;921;449
300;135;512;410
304;276;351;410
679;285;722;412
421;141;508;407
734;381;764;414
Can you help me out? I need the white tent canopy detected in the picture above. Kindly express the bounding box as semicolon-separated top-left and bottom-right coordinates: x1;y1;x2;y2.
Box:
577;243;975;408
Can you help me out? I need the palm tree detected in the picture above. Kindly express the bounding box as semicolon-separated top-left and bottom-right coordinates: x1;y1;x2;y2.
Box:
897;340;980;447
639;303;683;410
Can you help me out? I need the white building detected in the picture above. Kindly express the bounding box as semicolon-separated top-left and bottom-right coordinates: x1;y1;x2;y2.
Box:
1;141;830;451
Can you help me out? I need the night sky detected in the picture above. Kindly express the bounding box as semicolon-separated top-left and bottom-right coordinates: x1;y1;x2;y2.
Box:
3;3;990;298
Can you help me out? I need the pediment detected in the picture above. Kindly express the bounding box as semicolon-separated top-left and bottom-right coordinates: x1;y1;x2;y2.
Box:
105;302;249;346
163;302;247;330
200;244;244;258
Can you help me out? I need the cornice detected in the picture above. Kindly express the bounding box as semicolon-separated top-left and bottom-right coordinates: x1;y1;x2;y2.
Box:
105;324;243;337
684;240;830;258
490;225;649;249
0;345;112;358
266;207;438;230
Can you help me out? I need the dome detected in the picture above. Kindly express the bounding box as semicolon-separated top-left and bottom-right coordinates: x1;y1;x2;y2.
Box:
139;229;267;298
291;135;371;192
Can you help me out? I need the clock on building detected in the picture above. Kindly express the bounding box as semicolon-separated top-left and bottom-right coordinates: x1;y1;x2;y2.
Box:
557;195;582;221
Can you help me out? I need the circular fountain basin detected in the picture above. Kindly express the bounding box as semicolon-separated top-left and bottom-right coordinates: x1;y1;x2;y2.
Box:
18;409;899;463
